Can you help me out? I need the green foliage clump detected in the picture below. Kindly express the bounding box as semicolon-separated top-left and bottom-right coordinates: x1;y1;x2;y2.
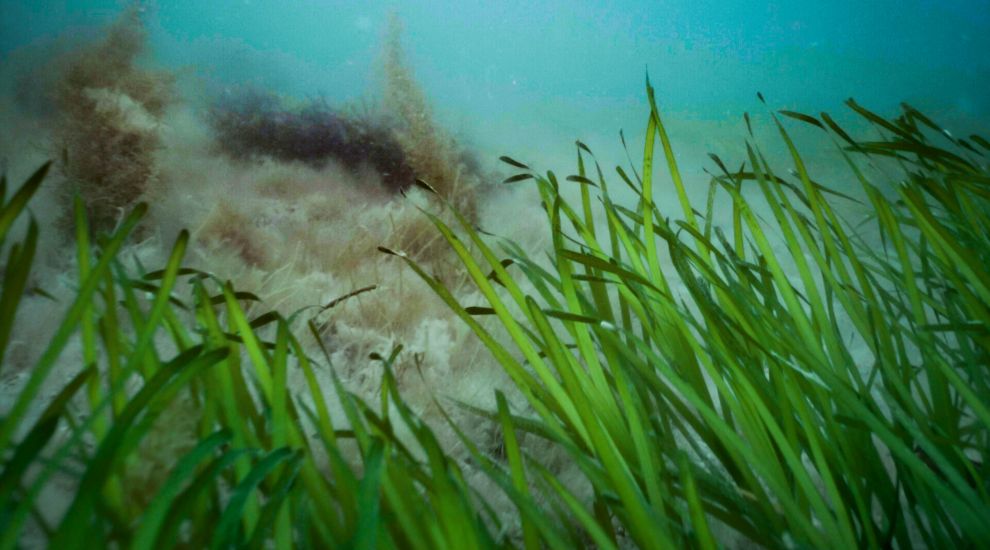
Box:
0;165;507;548
396;83;990;547
1;79;988;549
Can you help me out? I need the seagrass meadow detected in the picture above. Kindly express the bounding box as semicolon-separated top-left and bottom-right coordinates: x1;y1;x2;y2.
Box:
2;3;990;549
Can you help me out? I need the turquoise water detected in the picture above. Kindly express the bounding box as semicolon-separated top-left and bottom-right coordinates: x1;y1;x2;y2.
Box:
2;0;988;168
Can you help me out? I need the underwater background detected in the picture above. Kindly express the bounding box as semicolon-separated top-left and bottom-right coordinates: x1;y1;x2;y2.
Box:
1;1;989;548
3;0;989;172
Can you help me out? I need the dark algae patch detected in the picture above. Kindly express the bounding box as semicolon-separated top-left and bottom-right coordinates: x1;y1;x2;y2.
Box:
208;90;417;193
